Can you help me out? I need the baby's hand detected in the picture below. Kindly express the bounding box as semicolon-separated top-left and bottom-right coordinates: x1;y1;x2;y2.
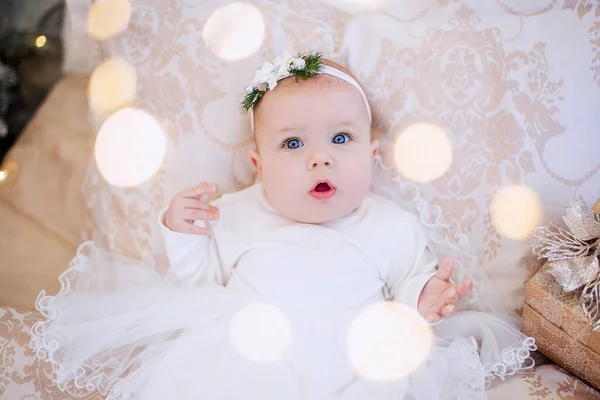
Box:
164;182;220;235
417;257;473;324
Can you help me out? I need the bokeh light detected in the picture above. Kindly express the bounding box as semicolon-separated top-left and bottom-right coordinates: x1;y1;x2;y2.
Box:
94;108;166;188
0;160;19;184
87;0;132;41
88;58;137;120
347;302;433;381
202;2;265;61
229;302;291;363
35;35;47;48
491;185;542;240
394;123;453;183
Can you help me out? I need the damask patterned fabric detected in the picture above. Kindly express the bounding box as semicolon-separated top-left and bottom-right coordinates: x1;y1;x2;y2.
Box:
81;0;600;317
338;0;600;315
1;0;600;398
343;1;600;318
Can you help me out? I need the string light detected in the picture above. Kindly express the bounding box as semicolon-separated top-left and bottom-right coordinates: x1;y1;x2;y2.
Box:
0;160;18;184
35;35;47;48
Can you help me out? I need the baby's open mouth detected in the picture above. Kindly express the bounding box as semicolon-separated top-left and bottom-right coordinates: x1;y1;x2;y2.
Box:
314;182;331;192
310;180;336;200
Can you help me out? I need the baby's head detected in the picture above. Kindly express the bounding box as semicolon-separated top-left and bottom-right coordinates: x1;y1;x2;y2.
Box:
244;53;378;224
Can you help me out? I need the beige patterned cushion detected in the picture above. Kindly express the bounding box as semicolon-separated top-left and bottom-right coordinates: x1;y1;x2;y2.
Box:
82;1;600;318
0;307;104;399
487;364;600;400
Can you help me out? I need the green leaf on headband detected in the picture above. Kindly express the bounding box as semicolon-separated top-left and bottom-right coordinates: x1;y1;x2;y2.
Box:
240;51;325;115
241;89;265;115
290;51;324;78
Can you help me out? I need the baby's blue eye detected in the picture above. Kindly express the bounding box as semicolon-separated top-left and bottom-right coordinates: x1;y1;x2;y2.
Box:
332;133;352;144
283;138;303;149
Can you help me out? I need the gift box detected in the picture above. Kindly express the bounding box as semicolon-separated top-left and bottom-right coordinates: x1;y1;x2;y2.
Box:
522;197;600;390
523;266;600;390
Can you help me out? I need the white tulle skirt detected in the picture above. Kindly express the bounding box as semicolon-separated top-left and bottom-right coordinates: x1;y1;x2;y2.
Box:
30;242;536;400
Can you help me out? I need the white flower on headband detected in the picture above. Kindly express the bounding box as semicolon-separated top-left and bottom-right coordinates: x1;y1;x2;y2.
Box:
251;52;304;91
241;51;324;114
251;61;278;91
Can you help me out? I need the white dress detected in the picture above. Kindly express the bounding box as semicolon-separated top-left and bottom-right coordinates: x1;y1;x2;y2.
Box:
30;184;535;400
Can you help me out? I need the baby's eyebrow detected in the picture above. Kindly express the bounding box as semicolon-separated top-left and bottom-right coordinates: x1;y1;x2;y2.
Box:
330;120;357;127
279;126;304;133
275;126;307;139
330;123;360;134
328;119;359;128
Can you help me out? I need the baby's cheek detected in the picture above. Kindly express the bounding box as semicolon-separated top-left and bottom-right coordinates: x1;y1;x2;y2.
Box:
346;156;372;180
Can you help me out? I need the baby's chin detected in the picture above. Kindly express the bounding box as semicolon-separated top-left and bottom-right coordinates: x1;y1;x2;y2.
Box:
278;204;359;225
287;213;339;225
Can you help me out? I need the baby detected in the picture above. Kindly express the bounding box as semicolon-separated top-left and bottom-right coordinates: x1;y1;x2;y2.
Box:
31;52;533;400
162;55;472;325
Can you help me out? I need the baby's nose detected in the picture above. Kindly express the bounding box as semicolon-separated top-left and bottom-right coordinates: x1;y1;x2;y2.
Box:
308;150;333;169
312;160;331;168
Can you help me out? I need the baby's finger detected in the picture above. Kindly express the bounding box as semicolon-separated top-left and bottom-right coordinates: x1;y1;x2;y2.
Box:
167;219;210;235
194;182;218;197
456;278;473;298
181;198;220;214
440;304;455;318
429;286;457;314
443;286;458;305
180;183;217;199
426;312;441;324
434;257;454;282
182;209;219;221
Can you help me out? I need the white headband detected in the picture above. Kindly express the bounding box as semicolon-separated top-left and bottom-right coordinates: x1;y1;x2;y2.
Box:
242;53;372;132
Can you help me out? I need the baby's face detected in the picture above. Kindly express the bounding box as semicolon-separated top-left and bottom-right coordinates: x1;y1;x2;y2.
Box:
250;75;378;224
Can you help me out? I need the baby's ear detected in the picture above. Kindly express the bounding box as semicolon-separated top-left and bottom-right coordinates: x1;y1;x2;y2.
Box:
371;139;380;158
370;126;382;158
249;149;262;177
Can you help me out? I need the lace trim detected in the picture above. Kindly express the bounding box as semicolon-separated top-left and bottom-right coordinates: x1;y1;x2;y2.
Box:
30;241;124;398
371;155;538;385
483;337;537;386
448;337;486;399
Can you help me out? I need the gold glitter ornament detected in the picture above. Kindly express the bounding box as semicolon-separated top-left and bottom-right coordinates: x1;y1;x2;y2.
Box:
527;195;600;330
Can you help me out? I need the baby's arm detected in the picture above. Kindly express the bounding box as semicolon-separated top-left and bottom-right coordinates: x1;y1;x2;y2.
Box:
386;214;473;323
160;183;226;286
160;217;225;286
385;214;439;311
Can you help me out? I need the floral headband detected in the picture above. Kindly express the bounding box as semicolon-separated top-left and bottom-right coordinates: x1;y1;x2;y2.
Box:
241;51;372;131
